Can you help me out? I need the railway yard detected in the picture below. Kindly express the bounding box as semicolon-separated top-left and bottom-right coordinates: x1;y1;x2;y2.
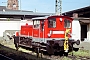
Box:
0;0;90;60
0;38;90;60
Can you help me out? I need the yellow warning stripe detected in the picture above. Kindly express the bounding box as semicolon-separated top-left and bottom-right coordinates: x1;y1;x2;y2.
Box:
64;29;70;51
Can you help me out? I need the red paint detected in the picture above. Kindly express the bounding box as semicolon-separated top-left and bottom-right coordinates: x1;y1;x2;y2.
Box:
20;25;33;36
15;32;19;36
20;15;73;39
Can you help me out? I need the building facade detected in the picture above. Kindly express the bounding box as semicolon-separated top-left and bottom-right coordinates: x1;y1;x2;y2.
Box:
7;0;19;10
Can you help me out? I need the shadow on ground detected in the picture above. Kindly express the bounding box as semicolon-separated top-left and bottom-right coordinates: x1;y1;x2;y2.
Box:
0;44;50;60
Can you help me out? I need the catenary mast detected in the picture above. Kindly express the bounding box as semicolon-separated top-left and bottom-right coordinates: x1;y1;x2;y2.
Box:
55;0;62;15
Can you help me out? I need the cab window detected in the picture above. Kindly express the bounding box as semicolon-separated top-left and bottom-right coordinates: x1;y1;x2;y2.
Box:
33;20;40;28
41;20;44;31
64;19;71;28
48;18;56;28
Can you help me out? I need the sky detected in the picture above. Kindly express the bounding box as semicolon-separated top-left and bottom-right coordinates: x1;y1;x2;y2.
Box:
0;0;90;13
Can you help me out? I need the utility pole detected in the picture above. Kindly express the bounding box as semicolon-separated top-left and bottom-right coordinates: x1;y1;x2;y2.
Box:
55;0;62;15
20;0;21;10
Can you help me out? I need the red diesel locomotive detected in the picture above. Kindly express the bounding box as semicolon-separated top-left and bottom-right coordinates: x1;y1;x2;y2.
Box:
13;15;80;56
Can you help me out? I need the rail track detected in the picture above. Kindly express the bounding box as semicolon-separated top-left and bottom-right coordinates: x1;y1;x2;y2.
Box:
0;51;90;60
0;54;14;60
68;54;90;60
0;41;90;60
19;46;90;60
41;54;90;60
27;50;90;60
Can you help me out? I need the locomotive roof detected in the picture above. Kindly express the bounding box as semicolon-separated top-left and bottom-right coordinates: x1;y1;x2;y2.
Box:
32;16;49;20
32;15;73;20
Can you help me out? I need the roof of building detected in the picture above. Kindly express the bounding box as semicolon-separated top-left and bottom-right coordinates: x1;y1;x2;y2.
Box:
62;6;90;18
0;6;33;12
0;6;55;19
0;6;90;19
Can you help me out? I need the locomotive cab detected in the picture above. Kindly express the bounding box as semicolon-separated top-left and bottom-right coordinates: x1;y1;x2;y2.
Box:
32;16;72;43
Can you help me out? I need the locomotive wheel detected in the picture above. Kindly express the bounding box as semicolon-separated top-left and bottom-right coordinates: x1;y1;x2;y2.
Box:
15;43;19;51
46;45;54;56
35;47;40;58
64;52;68;56
59;51;64;56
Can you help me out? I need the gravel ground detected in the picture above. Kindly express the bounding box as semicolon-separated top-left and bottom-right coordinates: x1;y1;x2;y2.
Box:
74;41;90;51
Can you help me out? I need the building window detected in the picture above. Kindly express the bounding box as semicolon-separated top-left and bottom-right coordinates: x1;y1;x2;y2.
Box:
64;19;71;28
13;3;16;8
48;18;56;28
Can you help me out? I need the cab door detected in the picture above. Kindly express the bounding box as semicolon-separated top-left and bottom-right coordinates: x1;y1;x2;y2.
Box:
33;20;40;37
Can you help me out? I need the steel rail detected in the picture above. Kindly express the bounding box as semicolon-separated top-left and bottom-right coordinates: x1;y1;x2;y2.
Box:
0;54;14;60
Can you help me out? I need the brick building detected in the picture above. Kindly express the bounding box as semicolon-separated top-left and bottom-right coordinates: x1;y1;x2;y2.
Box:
7;0;19;10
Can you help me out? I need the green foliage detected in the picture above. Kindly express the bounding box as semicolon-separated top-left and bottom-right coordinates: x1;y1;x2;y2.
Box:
71;49;90;57
62;57;72;60
7;18;10;21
